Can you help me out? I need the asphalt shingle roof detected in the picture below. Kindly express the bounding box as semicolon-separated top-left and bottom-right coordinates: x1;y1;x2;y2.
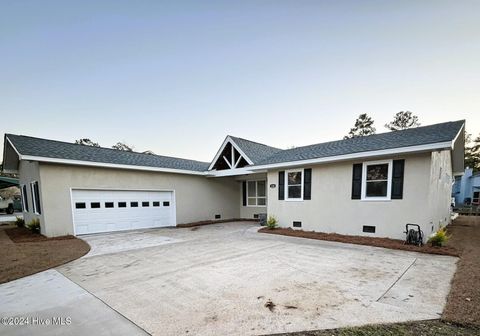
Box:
254;120;465;166
229;136;282;164
6;134;210;172
5;120;464;173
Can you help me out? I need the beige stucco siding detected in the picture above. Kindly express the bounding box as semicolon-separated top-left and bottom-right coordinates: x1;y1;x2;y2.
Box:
18;161;45;232
38;163;240;237
267;153;432;240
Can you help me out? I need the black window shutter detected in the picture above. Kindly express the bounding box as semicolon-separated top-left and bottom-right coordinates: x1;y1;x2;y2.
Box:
351;164;362;199
278;171;285;200
34;182;42;214
242;181;247;206
304;168;312;200
23;185;29;212
391;159;405;199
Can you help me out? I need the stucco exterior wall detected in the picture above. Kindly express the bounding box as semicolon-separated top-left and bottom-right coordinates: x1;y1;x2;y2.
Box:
237;173;268;219
427;150;453;236
38;163;240;237
18;161;45;232
266;153;432;240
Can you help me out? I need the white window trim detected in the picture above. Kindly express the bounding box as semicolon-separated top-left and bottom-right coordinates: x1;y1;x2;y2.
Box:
285;168;304;201
361;159;393;201
246;180;267;207
30;181;41;215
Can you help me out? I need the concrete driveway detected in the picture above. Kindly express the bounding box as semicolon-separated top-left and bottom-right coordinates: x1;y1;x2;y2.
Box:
1;222;457;336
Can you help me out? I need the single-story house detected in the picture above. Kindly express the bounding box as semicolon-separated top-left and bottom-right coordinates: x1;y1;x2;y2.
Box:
452;167;480;205
2;120;465;240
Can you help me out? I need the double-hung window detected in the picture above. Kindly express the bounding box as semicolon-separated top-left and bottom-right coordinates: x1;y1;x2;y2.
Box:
362;160;392;200
286;169;303;201
30;181;42;214
247;180;266;206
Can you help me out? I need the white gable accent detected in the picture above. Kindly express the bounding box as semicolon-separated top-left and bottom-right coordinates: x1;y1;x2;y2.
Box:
208;136;254;171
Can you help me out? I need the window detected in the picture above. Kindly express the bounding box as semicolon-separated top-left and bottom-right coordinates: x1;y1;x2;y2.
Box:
21;185;29;212
91;202;101;208
75;202;86;209
131;202;138;207
286;170;303;200
142;201;149;207
105;202;114;208
246;180;267;206
30;181;41;214
362;160;392;200
118;202;127;208
163;201;170;206
153;201;160;207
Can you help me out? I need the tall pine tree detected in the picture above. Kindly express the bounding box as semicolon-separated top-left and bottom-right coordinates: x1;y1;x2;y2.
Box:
385;111;420;131
344;113;376;139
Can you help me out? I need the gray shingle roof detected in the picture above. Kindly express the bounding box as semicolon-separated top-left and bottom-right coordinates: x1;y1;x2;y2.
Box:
5;120;464;173
254;120;465;166
6;134;210;172
229;136;282;164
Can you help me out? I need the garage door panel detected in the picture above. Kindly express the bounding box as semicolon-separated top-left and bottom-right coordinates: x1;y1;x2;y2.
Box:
72;190;175;235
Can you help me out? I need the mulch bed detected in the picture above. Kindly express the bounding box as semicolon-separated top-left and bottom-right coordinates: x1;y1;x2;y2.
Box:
442;216;480;326
275;320;479;336
177;218;258;228
258;227;459;257
0;225;90;284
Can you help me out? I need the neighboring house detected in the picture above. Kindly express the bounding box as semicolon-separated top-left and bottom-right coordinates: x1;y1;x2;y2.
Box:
2;120;464;240
453;168;480;205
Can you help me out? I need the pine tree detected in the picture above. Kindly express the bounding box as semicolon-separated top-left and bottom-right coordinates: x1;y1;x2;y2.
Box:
344;113;376;139
385;111;420;131
465;132;480;172
75;138;100;147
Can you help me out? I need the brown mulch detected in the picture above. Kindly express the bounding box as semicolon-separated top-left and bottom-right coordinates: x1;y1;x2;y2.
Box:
259;227;459;257
0;225;90;284
442;216;480;326
177;218;258;228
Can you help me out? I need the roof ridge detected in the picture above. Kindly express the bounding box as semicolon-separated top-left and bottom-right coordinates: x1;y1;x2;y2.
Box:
6;133;210;165
228;135;283;150
271;120;466;154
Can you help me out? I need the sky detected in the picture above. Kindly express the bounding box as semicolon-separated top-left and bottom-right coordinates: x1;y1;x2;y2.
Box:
1;0;479;163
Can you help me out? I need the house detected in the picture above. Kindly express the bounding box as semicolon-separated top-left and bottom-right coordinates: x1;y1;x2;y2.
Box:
2;120;465;240
453;167;480;205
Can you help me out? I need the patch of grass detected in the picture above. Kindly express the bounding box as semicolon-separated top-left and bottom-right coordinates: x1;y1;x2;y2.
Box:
428;227;449;247
26;218;40;233
266;215;278;230
15;216;25;228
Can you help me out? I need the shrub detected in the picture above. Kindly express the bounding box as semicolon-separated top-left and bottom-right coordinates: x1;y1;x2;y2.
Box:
15;216;25;228
428;227;449;247
266;215;278;230
27;218;41;234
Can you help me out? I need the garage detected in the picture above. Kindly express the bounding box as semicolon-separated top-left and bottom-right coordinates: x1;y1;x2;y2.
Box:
72;189;176;235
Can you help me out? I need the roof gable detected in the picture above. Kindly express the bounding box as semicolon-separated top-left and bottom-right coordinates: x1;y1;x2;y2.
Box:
207;135;282;171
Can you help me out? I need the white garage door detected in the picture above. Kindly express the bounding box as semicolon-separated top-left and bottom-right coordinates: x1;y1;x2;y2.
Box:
72;189;175;235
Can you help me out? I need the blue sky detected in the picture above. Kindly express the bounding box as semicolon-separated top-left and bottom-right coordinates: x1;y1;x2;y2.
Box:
1;1;479;162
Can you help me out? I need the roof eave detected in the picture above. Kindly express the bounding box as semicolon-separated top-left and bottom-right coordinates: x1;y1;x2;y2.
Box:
20;155;207;176
249;141;454;171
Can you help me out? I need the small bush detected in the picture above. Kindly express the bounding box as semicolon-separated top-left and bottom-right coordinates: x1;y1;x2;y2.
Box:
266;215;278;230
27;218;41;234
15;216;25;228
428;227;449;247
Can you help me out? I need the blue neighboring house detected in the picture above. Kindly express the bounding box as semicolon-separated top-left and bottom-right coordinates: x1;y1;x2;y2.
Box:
453;167;480;205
